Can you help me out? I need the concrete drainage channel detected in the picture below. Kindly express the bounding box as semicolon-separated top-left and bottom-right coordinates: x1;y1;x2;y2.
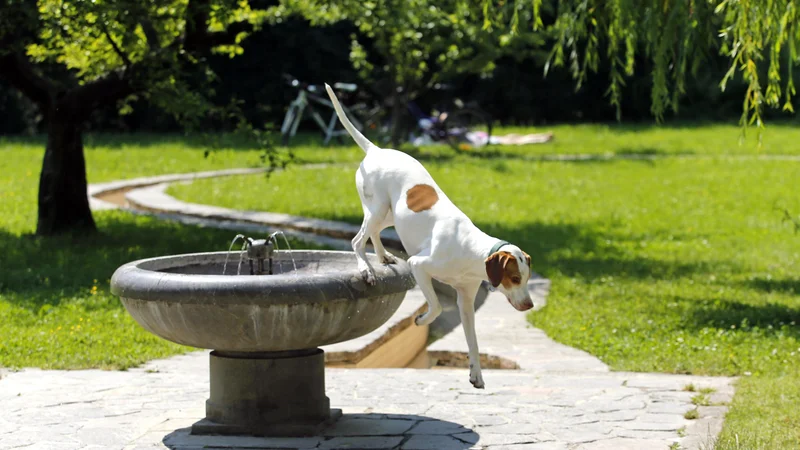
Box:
90;167;532;372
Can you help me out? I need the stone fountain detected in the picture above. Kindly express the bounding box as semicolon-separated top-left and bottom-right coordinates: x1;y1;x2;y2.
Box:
110;236;415;436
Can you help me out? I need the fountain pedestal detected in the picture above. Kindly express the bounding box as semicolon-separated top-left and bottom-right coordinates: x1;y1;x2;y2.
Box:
192;349;342;436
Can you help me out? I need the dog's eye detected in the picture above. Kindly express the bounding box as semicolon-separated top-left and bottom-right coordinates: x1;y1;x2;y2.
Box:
511;276;521;284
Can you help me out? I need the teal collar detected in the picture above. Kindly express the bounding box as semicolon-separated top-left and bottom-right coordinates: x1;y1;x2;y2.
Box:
488;240;510;257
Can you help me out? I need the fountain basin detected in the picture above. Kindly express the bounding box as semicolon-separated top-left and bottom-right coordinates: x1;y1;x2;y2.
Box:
110;250;416;436
110;250;415;352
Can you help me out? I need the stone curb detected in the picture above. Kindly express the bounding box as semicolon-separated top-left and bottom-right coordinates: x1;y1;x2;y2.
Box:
89;167;269;211
125;182;403;248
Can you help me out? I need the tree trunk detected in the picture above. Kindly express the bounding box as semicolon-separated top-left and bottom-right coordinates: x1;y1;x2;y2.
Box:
36;112;96;236
389;90;407;148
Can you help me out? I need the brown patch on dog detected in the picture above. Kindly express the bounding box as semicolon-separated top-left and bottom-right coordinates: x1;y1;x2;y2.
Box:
406;184;439;212
485;251;523;288
522;251;531;266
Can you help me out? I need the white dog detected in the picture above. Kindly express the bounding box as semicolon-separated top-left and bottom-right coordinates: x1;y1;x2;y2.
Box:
325;84;534;388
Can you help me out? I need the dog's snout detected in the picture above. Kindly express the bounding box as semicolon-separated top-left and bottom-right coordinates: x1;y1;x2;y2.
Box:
508;296;534;311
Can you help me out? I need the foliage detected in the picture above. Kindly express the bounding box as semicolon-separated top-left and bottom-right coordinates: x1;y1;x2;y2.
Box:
0;0;259;117
273;0;536;98
519;0;800;129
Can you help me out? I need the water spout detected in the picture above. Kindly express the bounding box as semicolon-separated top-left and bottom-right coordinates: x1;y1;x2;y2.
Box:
225;232;293;276
223;234;246;275
244;237;273;275
269;231;297;275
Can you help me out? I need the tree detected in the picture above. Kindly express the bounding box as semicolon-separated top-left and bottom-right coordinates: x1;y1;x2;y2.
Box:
522;0;799;127
0;0;269;235
275;0;544;144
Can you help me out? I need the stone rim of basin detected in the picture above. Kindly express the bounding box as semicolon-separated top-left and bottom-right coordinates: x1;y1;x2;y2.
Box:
110;250;416;352
110;250;415;304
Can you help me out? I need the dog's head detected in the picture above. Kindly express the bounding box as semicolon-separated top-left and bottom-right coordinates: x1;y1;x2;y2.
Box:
485;245;533;311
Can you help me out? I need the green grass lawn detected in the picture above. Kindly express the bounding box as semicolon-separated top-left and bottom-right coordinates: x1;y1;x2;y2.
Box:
2;124;799;448
0;134;347;370
168;126;800;449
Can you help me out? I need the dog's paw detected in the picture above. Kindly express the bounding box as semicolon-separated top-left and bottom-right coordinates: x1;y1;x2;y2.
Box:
414;304;441;326
380;253;397;265
469;369;485;389
361;268;377;285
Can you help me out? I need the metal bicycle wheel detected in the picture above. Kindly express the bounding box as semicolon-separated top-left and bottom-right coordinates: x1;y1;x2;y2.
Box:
280;106;298;146
442;108;492;151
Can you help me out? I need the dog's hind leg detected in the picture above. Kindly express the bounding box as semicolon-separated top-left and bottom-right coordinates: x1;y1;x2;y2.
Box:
353;202;390;285
456;282;484;389
370;210;396;264
408;251;442;326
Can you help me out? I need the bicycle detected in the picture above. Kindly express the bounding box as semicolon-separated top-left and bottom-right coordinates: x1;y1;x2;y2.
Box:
279;74;365;146
407;96;493;151
366;83;491;150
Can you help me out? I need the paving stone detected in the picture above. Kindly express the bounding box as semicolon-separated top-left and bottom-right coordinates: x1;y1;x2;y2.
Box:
495;443;568;450
149;418;197;432
613;428;680;440
646;402;693;415
592;410;639;422
476;423;542;435
318;436;404;449
544;424;613;445
616;421;683;432
15;442;82;450
471;433;554;446
323;417;416;436
634;413;689;425
680;413;726;450
470;414;511;426
0;417;18;434
130;431;173;446
162;429;321;449
402;435;474;450
407;420;473;435
573;437;673;450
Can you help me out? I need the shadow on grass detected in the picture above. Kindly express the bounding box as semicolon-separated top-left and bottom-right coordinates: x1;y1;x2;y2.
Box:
745;277;800;295
469;220;711;281
0;211;319;312
688;298;800;339
615;147;696;157
444;146;696;166
81;132;355;152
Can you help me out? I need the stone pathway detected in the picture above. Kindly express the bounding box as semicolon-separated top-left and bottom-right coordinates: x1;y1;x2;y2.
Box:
0;169;736;449
0;350;733;450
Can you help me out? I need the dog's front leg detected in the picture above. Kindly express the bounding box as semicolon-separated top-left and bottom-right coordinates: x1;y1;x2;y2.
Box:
456;282;484;389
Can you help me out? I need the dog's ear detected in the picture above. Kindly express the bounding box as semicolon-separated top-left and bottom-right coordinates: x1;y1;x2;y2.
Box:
485;252;509;287
522;251;531;266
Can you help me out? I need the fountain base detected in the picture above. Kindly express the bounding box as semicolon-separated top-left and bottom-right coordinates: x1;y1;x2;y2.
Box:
191;348;341;437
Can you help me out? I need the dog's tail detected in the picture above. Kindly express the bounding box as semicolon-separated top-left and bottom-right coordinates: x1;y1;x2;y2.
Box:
325;83;377;153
